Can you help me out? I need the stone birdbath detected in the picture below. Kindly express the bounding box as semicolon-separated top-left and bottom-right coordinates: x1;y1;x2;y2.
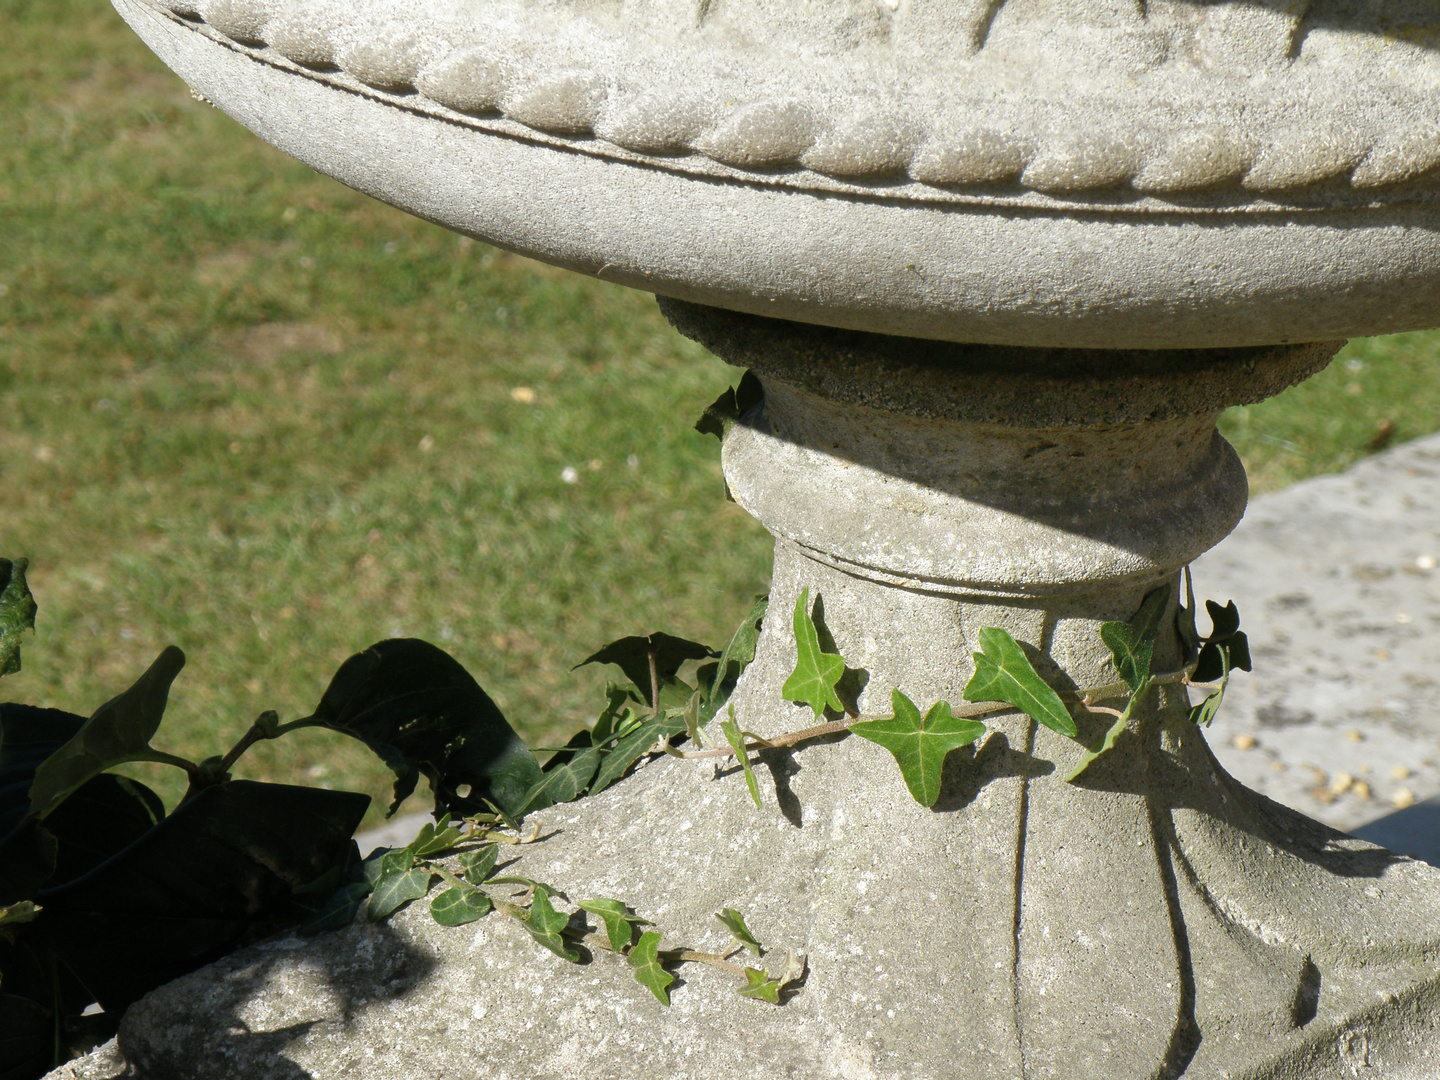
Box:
81;1;1440;1077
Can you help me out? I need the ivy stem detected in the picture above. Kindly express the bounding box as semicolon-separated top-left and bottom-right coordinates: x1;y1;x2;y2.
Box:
134;748;201;779
672;949;748;977
648;647;661;719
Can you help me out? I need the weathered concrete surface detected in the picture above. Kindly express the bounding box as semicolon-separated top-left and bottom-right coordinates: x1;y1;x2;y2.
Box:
57;329;1440;1080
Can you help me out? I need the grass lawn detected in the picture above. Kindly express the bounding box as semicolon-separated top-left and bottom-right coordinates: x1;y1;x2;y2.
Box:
5;0;1440;823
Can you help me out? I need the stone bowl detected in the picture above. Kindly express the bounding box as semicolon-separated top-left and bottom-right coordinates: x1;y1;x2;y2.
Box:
113;0;1440;349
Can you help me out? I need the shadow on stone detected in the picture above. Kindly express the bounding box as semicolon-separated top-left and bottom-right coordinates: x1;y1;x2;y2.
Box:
116;918;438;1080
932;733;1050;815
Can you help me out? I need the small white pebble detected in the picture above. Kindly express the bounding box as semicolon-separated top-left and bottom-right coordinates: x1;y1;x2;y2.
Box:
1418;555;1438;571
561;467;579;484
510;386;537;404
1346;730;1365;742
1393;788;1417;809
1392;766;1413;781
1233;733;1257;751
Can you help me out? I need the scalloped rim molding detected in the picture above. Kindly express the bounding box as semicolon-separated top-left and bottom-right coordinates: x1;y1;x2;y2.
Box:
151;0;1440;214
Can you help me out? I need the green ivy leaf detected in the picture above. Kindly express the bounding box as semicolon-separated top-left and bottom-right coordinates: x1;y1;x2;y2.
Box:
1064;713;1131;783
578;898;649;953
627;930;673;1005
0;559;37;680
1101;584;1171;693
850;691;987;807
458;844;499;885
430;885;492;926
363;847;412;888
515;733;602;816
737;967;783;1003
1189;647;1233;727
963;628;1076;738
523;886;579;961
28;646;187;820
406;821;465;858
588;709;687;796
715;907;762;956
720;707;762;809
781;589;845;717
367;866;433;920
706;595;769;715
0;900;40;928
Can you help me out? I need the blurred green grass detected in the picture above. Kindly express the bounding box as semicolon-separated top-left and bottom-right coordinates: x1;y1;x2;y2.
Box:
4;0;1439;822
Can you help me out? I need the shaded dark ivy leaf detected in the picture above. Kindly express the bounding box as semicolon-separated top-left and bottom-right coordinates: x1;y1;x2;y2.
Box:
694;370;764;441
30;780;369;1014
298;882;371;934
850;691;986;808
0;992;50;1080
28;647;186;821
963;628;1075;738
0;559;36;682
1100;584;1171;693
305;639;542;818
781;589;844;717
576;633;715;706
627;930;673;1005
1193;601;1252;683
430;885;492;927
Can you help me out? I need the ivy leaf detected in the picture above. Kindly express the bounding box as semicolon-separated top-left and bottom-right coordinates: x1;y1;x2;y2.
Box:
0;900;40;928
367;866;433;920
963;628;1076;738
523;886;579;962
627;930;673;1005
578;898;648;953
715;907;762;956
515;732;602;816
1193;601;1252;683
0;558;37;680
304;638;543;818
781;589;845;717
363;847;412;888
850;691;986;807
1188;648;1233;727
298;881;370;934
1101;585;1171;693
405;821;465;858
737;967;783;1004
694;371;763;441
720;707;761;809
705;595;769;714
588;710;687;796
575;633;715;704
458;844;499;885
430;885;492;926
28;646;187;820
1064;713;1131;784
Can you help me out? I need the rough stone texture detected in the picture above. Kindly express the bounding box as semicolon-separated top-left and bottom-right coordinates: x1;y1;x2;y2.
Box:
78;323;1440;1080
111;0;1440;348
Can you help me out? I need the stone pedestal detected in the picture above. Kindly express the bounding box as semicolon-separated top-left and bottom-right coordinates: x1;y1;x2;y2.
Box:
101;308;1440;1080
